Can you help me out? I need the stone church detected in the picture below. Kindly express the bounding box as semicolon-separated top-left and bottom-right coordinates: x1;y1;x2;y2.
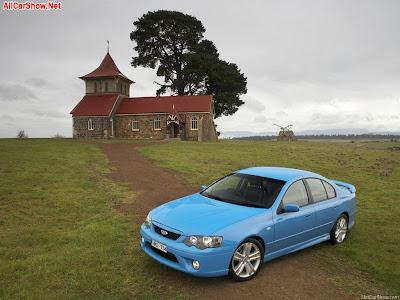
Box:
71;51;218;142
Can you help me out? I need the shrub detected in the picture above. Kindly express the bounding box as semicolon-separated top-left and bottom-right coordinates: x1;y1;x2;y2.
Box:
52;133;64;138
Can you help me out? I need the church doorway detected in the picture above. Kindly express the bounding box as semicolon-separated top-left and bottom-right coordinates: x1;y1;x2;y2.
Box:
171;123;179;138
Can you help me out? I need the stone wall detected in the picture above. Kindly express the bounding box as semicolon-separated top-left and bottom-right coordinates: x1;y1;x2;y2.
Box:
277;131;297;141
181;113;205;141
181;113;217;142
115;114;168;139
114;112;218;141
208;115;218;142
73;116;110;139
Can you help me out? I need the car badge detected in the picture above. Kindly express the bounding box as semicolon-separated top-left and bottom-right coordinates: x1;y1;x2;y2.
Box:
161;230;168;236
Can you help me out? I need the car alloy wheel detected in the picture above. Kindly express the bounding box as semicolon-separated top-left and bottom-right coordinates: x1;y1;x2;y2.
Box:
330;214;348;244
229;238;264;281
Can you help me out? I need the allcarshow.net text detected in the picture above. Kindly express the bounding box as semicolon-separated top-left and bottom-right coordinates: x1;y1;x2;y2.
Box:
3;1;61;10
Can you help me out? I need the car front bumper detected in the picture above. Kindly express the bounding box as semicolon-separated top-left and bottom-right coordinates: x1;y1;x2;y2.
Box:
140;223;235;277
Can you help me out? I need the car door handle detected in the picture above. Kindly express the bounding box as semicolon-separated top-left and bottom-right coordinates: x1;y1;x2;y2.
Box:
305;214;312;219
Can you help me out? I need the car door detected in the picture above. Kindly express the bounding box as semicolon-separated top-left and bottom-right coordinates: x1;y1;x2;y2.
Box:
305;178;340;237
272;179;315;252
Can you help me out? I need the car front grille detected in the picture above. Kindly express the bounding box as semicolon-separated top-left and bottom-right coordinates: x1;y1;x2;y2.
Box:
150;245;179;263
153;224;181;241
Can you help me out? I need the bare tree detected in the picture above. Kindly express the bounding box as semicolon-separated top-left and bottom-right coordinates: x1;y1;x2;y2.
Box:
17;130;28;139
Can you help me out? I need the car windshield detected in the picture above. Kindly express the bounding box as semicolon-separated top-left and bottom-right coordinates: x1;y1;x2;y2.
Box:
201;173;286;208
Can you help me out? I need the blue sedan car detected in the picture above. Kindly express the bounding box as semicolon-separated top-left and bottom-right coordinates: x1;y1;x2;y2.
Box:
140;167;356;281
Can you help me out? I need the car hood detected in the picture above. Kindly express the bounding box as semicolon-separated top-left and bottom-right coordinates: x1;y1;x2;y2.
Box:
151;193;264;236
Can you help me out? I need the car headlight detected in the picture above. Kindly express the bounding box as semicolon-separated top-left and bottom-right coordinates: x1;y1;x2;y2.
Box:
183;235;223;249
144;213;151;228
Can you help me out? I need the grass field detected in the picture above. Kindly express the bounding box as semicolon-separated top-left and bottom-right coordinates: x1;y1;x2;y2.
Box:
139;140;400;294
1;138;398;298
301;138;400;150
0;139;185;299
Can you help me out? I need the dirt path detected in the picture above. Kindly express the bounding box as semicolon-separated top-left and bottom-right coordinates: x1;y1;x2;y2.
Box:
98;142;352;300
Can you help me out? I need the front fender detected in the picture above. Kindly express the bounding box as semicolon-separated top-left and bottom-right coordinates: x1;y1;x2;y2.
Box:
211;209;273;250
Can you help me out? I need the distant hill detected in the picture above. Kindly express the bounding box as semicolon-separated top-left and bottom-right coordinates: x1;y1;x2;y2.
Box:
220;129;400;139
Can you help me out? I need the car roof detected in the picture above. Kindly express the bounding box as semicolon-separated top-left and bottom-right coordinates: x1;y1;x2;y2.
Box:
235;167;320;182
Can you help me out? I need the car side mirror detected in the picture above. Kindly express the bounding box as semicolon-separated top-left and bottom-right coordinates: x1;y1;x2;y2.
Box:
201;185;207;191
284;204;300;212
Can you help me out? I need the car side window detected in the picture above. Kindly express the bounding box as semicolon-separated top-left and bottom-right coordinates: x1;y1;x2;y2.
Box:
322;180;336;199
306;178;328;203
281;180;309;208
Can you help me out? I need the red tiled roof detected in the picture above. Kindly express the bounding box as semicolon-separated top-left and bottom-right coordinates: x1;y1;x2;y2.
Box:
116;95;212;115
70;94;119;117
80;53;134;83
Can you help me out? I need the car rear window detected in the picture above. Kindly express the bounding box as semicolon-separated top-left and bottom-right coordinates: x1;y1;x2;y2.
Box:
322;180;336;199
306;178;328;202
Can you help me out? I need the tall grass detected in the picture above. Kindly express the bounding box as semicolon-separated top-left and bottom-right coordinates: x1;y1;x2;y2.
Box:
0;139;184;299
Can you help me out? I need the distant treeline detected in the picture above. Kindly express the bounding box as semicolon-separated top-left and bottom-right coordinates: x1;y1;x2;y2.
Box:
231;134;400;141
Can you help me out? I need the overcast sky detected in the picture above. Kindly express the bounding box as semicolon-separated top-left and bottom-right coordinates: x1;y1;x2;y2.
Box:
1;0;399;137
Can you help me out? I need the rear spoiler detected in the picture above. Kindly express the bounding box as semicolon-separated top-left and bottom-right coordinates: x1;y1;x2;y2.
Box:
330;180;356;194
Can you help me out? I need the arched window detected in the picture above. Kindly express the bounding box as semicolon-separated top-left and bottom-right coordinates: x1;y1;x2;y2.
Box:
132;118;139;131
191;117;198;130
105;82;108;92
94;82;97;93
88;118;94;130
154;118;161;130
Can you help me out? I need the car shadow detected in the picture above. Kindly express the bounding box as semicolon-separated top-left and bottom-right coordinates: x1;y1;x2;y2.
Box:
151;244;347;300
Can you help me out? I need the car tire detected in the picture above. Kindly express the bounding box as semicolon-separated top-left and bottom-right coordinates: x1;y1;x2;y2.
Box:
229;238;264;281
330;214;348;245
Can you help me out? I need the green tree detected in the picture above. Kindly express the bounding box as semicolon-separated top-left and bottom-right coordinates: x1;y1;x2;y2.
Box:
130;10;247;118
206;60;247;117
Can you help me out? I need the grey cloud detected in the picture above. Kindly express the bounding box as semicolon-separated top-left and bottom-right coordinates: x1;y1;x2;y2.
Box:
0;115;15;122
26;78;49;87
364;113;400;122
309;112;352;126
244;98;266;113
275;111;288;118
366;113;374;122
253;115;267;123
0;82;38;101
34;110;68;119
